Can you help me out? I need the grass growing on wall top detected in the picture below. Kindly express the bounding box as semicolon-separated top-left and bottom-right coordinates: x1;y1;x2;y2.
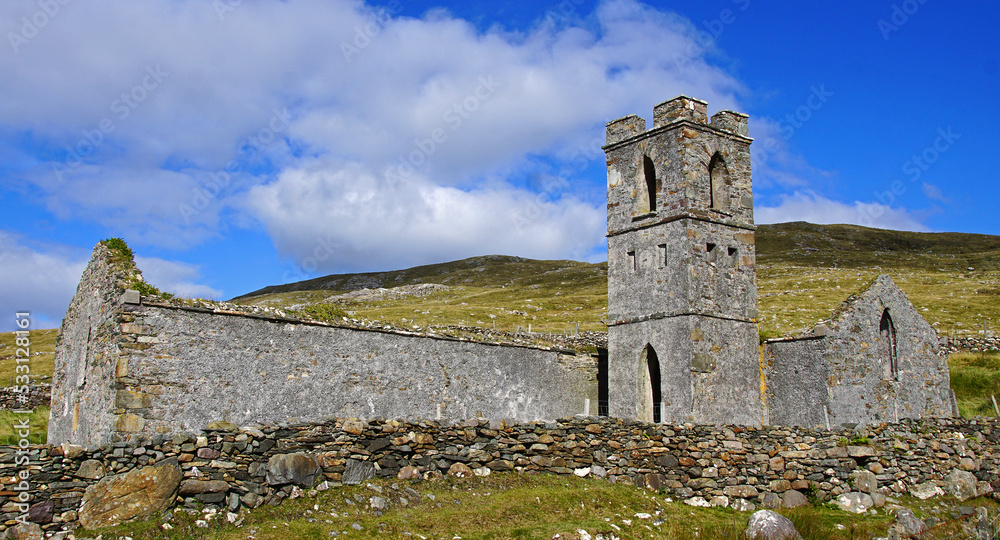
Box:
100;237;173;299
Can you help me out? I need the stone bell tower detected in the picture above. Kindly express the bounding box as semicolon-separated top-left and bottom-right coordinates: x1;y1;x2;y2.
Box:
604;96;762;425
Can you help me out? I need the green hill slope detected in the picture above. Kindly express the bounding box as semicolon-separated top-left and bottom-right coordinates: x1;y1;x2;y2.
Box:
232;222;1000;338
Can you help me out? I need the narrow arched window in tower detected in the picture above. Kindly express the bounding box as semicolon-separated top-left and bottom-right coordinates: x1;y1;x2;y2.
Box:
643;156;657;212
639;344;662;422
880;309;898;380
709;153;728;211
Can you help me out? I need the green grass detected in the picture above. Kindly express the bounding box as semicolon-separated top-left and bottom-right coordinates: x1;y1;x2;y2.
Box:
92;473;894;540
0;328;56;387
0;406;48;445
229;223;1000;339
949;351;1000;417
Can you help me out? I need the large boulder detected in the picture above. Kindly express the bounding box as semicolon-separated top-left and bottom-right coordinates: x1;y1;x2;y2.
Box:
78;457;181;530
1;522;43;540
343;459;376;485
887;508;926;540
834;492;873;514
781;490;809;509
850;470;878;494
745;510;802;540
944;470;978;501
266;453;320;487
909;482;943;500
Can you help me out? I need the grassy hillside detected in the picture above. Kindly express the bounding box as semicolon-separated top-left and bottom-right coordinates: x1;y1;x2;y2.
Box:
0;328;56;387
234;223;1000;338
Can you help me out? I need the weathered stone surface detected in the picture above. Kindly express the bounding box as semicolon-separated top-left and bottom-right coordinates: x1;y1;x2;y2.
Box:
1;522;43;540
745;510;802;540
343;459;376;485
725;485;759;499
761;492;782;510
27;500;54;524
834;492;873;514
205;420;239;432
909;482;944;500
78;457;181;530
179;479;230;496
944;469;978;501
850;470;878;494
196;447;221;460
781;490;808;509
731;498;756;512
887;508;925;540
397;466;421;480
76;459;107;480
448;462;474;478
342;419;366;435
684;496;711;507
266;453;320;487
846;446;875;458
61;444;85;459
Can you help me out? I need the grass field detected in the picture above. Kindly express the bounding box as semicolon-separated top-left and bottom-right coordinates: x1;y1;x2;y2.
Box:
92;473;900;540
0;328;56;387
0;406;48;445
949;351;1000;417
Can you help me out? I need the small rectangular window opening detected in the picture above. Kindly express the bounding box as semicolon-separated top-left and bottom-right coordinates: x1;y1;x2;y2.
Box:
657;244;667;268
706;243;716;253
627;250;636;272
728;246;738;257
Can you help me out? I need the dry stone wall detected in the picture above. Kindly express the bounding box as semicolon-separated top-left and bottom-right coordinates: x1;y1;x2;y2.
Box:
0;385;50;410
4;416;999;534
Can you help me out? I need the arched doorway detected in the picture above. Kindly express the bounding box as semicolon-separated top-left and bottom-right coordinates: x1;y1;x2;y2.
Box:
639;344;662;422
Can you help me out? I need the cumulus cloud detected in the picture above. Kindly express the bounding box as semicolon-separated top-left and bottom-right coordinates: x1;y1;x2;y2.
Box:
247;161;605;274
134;256;223;300
2;0;747;264
756;191;930;232
0;232;89;331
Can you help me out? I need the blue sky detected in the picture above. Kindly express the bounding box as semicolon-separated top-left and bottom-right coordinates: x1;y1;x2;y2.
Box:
1;0;997;330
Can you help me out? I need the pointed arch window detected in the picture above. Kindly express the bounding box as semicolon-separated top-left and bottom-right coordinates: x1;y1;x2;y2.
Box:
709;153;728;211
643;156;657;212
880;309;898;380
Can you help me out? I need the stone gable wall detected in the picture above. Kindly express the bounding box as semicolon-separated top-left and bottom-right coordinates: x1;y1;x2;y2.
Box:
764;276;954;427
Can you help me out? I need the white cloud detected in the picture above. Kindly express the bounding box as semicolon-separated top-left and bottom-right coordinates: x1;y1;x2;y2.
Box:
0;232;89;331
2;0;747;262
134;257;223;300
246;160;605;273
756;191;930;232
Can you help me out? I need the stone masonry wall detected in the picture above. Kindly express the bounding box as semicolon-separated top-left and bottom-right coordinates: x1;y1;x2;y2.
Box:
4;416;999;534
765;276;954;428
50;244;597;447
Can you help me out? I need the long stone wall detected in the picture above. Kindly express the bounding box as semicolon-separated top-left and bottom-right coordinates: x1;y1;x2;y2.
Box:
5;416;999;535
48;244;597;446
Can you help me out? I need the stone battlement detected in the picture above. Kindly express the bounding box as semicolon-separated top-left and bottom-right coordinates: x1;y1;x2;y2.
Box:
606;95;749;146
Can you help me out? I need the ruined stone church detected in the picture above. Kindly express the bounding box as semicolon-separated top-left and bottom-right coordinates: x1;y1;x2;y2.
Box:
48;96;956;446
